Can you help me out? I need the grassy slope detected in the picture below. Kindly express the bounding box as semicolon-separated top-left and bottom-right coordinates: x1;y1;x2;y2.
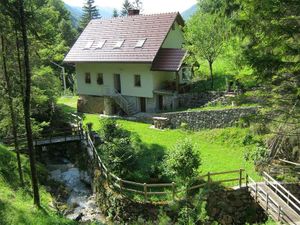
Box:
0;144;76;225
58;96;260;181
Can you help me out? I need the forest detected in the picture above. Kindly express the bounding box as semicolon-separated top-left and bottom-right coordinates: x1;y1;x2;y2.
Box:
0;0;299;224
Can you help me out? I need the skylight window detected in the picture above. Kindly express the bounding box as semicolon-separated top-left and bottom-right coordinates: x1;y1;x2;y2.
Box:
114;40;125;49
84;41;94;49
95;40;106;49
135;39;146;48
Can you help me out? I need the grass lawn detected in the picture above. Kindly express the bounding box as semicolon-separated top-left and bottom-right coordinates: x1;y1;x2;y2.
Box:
58;96;260;182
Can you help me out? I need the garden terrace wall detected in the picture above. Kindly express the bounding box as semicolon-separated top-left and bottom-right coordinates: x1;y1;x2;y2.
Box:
162;107;258;130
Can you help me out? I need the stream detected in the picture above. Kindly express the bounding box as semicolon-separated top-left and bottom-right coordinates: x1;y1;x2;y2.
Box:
46;156;106;223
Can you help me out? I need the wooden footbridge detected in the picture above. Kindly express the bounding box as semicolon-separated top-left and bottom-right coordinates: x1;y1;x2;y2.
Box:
4;126;84;147
246;173;300;224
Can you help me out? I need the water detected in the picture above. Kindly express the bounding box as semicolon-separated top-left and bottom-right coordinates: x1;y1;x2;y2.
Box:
47;157;106;223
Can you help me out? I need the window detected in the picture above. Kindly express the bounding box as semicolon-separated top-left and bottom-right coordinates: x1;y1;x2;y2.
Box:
114;40;125;49
85;72;91;84
97;73;104;85
135;39;146;48
95;40;106;49
84;41;94;49
134;75;141;87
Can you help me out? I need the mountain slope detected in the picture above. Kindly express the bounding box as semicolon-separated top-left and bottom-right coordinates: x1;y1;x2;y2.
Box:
182;4;197;20
64;3;114;27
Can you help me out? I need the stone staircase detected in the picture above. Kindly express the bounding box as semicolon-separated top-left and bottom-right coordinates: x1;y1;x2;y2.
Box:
112;89;138;115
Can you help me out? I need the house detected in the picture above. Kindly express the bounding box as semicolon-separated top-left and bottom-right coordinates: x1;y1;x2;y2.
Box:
64;10;191;115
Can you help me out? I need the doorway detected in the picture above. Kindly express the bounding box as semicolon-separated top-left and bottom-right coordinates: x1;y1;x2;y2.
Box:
140;97;146;112
114;74;121;93
158;95;163;111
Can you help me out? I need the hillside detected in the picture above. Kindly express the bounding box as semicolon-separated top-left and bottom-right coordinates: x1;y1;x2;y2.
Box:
0;145;76;225
64;3;114;27
182;4;197;20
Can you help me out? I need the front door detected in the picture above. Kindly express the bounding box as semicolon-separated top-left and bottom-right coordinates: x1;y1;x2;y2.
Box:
114;74;121;93
140;97;146;112
158;95;163;110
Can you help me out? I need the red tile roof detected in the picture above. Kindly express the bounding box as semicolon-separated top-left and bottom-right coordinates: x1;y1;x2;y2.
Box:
151;48;186;72
64;12;184;63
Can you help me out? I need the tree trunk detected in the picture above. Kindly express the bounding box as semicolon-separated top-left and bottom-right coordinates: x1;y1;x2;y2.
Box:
0;34;24;187
208;60;214;90
15;26;25;101
18;0;40;207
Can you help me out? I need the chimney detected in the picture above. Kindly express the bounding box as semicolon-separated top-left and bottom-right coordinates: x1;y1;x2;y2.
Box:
128;9;140;16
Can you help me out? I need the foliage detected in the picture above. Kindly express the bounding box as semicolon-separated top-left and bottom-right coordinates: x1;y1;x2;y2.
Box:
185;10;230;89
112;8;119;18
97;118;137;177
121;0;133;16
79;0;100;31
164;139;201;185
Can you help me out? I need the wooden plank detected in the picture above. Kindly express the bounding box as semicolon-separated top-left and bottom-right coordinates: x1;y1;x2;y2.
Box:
147;191;168;195
210;169;243;176
146;183;173;187
122;180;145;187
122;187;144;194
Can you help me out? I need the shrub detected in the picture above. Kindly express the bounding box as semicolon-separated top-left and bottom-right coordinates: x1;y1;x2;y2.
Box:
98;118;130;142
164;139;201;185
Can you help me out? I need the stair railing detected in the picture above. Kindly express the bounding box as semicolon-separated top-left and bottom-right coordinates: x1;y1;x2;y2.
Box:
112;88;131;115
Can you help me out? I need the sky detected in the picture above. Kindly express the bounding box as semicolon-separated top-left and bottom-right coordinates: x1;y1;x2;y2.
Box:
63;0;197;13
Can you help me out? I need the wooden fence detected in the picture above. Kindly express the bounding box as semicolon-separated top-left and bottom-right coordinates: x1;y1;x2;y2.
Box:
86;132;246;202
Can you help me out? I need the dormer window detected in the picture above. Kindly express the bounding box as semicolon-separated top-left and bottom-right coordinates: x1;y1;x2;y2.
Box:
95;40;106;49
114;40;125;49
84;41;94;49
135;39;146;48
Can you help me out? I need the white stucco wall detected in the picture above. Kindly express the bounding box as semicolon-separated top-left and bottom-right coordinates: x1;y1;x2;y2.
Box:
152;71;176;90
76;63;155;98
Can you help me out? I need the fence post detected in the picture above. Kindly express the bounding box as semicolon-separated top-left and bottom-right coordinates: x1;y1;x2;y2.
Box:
255;183;258;202
207;172;211;184
266;194;269;211
239;169;243;187
246;174;249;187
172;182;176;201
144;183;147;202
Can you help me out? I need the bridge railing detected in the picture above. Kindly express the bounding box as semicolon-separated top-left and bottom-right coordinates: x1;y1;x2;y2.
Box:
247;176;284;222
86;131;245;202
263;172;300;214
4;126;83;146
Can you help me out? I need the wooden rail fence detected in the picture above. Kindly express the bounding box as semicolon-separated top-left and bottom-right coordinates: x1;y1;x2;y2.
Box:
85;132;245;202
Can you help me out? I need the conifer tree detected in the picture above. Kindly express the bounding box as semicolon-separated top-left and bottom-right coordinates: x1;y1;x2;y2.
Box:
112;8;119;18
121;0;133;16
79;0;100;31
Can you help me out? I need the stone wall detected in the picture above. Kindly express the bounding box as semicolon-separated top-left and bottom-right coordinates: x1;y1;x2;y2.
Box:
162;107;258;130
207;187;267;225
78;95;105;114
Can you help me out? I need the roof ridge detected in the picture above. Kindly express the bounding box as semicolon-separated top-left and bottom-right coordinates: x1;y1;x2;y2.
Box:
91;11;179;22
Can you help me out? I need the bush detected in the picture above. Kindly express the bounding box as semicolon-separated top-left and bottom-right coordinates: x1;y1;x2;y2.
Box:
164;139;201;185
98;118;130;142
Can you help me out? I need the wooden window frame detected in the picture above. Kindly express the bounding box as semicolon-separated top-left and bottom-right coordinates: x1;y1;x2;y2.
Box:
85;72;91;84
134;74;141;87
97;73;104;85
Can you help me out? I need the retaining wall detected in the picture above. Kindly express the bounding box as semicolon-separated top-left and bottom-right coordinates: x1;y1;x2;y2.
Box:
162;107;258;130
